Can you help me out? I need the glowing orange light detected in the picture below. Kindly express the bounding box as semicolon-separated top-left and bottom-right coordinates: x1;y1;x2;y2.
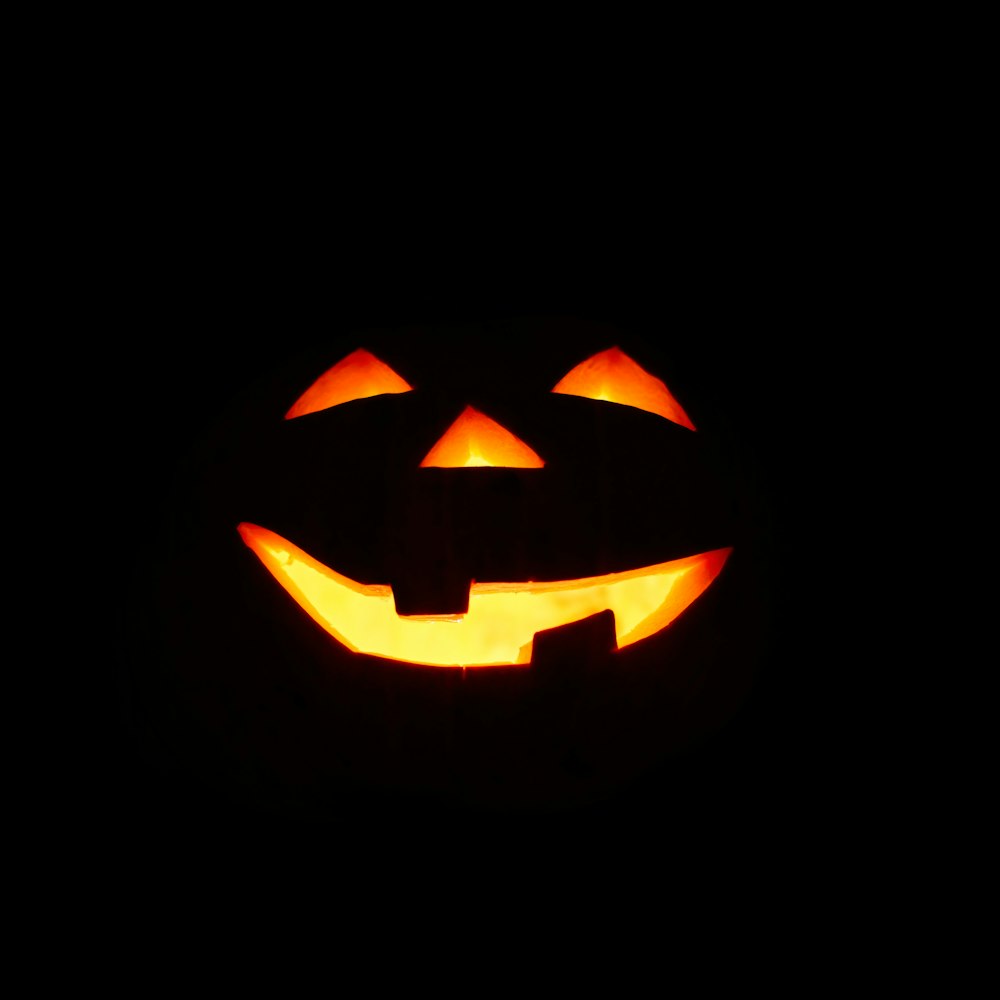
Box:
552;347;696;430
286;348;412;420
239;522;731;668
420;406;545;469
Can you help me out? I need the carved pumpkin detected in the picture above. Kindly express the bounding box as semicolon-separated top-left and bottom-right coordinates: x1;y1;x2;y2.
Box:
131;316;770;816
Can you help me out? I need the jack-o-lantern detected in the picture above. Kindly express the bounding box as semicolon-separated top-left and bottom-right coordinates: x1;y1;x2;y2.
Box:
132;316;770;816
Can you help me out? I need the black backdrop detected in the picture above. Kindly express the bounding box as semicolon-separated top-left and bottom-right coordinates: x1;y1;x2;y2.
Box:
89;230;841;876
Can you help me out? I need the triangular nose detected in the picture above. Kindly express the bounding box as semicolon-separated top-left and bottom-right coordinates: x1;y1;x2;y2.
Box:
420;406;545;468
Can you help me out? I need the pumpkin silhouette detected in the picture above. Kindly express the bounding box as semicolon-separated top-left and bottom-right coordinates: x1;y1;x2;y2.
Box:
125;315;772;817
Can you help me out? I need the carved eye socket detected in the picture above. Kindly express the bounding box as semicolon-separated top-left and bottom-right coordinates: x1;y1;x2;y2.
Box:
552;347;696;430
286;349;413;420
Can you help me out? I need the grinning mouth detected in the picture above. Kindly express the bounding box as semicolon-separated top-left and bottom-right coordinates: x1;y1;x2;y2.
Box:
238;523;731;669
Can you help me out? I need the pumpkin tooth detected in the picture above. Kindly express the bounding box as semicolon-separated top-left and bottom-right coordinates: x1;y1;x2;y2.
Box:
390;577;472;619
531;609;618;672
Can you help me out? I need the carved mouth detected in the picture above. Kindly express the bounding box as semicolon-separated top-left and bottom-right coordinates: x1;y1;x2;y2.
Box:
239;523;731;668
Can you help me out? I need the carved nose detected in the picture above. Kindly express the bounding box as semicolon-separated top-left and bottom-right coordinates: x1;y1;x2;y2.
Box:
420;406;545;468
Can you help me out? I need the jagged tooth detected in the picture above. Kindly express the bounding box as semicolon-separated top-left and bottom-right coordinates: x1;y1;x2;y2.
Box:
530;610;618;673
390;577;472;619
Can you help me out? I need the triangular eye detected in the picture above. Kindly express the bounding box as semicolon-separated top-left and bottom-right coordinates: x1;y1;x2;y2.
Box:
552;347;696;430
420;407;545;468
286;348;413;420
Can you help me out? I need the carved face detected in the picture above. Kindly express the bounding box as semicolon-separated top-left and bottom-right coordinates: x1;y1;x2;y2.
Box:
137;318;768;813
240;345;731;668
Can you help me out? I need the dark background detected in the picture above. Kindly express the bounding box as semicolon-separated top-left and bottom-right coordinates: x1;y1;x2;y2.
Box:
83;198;853;875
28;19;903;923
